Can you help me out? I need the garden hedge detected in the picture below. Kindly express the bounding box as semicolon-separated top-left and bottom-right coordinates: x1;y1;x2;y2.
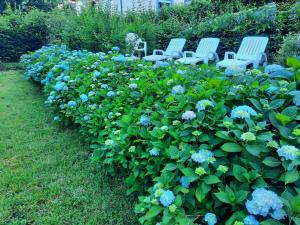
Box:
22;45;300;225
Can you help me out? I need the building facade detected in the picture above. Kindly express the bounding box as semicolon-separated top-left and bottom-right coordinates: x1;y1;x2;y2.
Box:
111;0;188;13
68;0;191;14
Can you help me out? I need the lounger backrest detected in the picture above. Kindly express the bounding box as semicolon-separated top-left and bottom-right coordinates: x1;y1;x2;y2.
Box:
236;37;269;60
165;38;186;56
194;38;220;58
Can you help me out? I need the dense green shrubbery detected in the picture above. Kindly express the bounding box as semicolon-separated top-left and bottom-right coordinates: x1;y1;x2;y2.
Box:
22;45;300;225
1;1;299;62
276;34;300;66
0;9;66;62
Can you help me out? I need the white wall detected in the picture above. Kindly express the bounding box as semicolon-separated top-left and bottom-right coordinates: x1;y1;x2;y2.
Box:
110;0;186;14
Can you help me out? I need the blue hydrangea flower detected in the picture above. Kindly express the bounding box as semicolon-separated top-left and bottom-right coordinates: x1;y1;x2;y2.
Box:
129;83;138;89
67;100;77;107
107;91;116;97
264;64;293;78
93;70;101;78
112;46;120;51
88;91;95;96
246;188;286;220
154;61;170;68
191;149;213;163
53;116;60;121
204;213;217;225
59;104;65;109
225;66;245;76
230;105;257;119
171;85;185;95
54;82;66;92
181;111;196;120
159;190;175;207
277;145;299;160
196;100;214;111
83;115;90;121
101;84;109;89
80;94;88;103
180;176;190;188
112;55;127;63
270;209;287;221
244;215;259;225
176;69;185;75
140;115;151;126
63;76;70;82
103;68;110;73
108;51;113;55
150;147;160;156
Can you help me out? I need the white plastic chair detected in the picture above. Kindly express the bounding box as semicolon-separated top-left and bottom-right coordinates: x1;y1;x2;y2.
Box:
176;38;220;65
217;37;269;69
143;38;186;62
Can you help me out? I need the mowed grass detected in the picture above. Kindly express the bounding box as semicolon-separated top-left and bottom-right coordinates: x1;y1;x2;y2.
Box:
0;71;138;225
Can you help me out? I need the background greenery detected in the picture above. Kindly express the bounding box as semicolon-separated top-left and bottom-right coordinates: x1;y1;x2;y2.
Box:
0;0;299;63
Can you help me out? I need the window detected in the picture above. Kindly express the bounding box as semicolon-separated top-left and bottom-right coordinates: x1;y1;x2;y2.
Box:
157;0;172;9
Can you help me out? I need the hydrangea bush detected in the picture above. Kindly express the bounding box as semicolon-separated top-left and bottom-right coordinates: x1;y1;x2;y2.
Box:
21;45;300;225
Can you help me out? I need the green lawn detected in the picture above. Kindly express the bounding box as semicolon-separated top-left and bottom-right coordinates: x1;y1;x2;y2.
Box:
0;71;138;225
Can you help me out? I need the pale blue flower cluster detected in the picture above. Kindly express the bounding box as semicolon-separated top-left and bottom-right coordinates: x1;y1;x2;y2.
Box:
101;84;109;89
225;66;244;76
176;69;185;75
83;115;91;121
159;190;175;207
264;64;293;78
154;61;170;68
150;147;160;156
93;70;101;78
171;85;185;95
181;111;196;120
196;100;214;111
88;91;95;96
67;100;77;107
191;149;213;163
129;83;138;89
244;215;259;225
277;145;299;160
140;115;151;126
107;91;116;97
112;46;120;51
204;213;217;225
80;94;88;103
246;188;286;220
103;68;110;73
53;116;60;121
230;105;257;119
112;54;127;63
179;176;190;188
54;82;68;92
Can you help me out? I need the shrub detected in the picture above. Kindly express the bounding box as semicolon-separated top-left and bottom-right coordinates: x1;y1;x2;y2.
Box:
22;45;300;225
276;34;299;66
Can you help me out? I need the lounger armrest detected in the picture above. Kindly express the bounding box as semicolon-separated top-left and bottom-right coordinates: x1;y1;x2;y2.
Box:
224;52;236;60
207;52;220;62
183;51;195;58
253;52;268;68
153;49;165;55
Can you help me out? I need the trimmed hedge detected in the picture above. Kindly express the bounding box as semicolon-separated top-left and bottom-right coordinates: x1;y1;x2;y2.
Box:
22;45;300;225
